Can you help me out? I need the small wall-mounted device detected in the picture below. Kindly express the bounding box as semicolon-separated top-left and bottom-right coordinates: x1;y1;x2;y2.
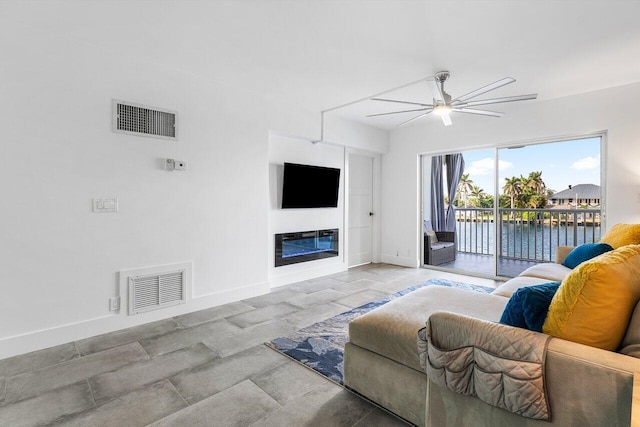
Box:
93;198;118;213
165;159;187;171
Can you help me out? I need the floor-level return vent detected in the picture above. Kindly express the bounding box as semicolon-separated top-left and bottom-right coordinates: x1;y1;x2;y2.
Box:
112;99;177;140
128;269;186;315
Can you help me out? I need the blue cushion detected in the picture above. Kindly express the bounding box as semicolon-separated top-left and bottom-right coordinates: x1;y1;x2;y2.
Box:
499;282;561;332
562;243;614;269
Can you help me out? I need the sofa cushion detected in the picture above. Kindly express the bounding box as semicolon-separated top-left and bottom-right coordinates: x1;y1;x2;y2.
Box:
348;286;508;372
423;220;438;243
499;281;561;332
425;230;439;244
562;243;613;269
430;242;454;250
492;276;553;298
543;245;640;350
600;223;640;249
519;263;572;282
555;245;575;264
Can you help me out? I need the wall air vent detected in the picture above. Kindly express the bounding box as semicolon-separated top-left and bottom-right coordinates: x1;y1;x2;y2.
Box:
112;100;177;140
128;269;186;315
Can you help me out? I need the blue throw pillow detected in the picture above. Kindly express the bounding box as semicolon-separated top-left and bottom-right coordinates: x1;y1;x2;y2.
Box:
499;282;561;332
562;243;614;269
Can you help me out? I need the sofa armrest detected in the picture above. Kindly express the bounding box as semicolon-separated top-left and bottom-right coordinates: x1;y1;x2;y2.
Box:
555;245;575;264
633;373;640;427
423;314;640;425
546;337;640;425
422;312;551;419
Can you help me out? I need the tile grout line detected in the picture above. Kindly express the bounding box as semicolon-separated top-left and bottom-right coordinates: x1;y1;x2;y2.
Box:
350;406;376;427
199;341;222;360
1;375;6;405
72;341;82;358
172;315;188;330
137;340;152;358
167;378;191;407
85;379;98;407
247;378;285;408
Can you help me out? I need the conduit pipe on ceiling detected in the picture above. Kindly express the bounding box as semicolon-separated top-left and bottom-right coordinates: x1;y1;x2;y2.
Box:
311;76;431;144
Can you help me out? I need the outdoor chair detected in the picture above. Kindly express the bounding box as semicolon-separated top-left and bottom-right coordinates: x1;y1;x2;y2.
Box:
424;220;456;266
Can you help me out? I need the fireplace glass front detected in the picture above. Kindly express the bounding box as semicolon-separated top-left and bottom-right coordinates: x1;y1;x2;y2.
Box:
275;229;339;267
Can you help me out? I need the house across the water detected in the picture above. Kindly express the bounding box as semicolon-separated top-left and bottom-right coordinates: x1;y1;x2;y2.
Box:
549;184;601;208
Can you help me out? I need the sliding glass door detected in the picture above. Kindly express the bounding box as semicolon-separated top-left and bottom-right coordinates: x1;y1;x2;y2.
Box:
423;135;603;278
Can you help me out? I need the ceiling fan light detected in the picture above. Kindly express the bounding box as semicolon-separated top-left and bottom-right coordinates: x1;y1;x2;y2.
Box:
433;104;452;116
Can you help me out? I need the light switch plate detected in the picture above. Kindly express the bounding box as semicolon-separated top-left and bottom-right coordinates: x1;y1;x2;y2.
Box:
93;198;118;213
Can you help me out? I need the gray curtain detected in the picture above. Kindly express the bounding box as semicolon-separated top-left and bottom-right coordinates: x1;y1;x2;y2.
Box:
430;155;446;231
445;153;465;232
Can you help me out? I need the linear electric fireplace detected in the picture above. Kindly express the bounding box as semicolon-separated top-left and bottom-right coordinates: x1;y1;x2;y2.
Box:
275;229;339;267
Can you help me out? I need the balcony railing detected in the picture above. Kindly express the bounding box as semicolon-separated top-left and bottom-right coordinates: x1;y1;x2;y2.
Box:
455;208;602;263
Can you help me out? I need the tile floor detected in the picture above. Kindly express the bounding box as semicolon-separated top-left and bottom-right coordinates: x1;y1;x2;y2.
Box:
439;252;540;277
0;264;502;427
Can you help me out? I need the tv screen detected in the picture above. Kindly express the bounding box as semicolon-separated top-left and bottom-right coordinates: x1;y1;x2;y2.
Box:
281;163;341;208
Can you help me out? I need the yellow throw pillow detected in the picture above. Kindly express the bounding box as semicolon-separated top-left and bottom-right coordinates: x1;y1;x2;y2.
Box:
543;245;640;350
600;223;640;249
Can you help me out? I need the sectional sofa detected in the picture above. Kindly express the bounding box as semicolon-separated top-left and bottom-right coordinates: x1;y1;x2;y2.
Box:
344;224;640;426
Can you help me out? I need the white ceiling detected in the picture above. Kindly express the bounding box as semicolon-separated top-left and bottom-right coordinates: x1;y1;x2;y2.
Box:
5;0;640;130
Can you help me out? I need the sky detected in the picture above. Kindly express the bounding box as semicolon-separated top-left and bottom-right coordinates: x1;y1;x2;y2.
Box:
461;137;601;196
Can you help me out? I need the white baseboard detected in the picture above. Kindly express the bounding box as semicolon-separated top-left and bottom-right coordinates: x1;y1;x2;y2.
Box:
269;263;347;288
0;281;269;360
381;254;420;268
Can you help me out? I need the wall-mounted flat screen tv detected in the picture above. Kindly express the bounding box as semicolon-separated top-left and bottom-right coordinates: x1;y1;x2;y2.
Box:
281;163;341;208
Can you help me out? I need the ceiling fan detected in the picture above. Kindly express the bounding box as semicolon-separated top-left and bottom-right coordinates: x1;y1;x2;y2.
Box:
367;71;537;127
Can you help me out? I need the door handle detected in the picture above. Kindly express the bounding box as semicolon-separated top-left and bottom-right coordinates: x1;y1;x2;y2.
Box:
369;212;374;216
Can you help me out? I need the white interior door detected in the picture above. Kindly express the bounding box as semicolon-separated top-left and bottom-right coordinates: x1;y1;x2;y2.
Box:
348;153;373;267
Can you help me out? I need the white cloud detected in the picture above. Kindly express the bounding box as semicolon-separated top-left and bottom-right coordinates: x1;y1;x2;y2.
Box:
465;158;513;176
571;156;600;170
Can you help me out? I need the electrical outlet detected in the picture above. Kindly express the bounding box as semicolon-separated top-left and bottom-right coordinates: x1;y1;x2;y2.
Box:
109;296;120;311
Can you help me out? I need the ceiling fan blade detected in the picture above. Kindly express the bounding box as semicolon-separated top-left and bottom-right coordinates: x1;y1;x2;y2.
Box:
441;113;452;126
451;108;505;117
397;110;434;127
426;78;444;102
452;77;515;103
455;94;538;107
370;98;432;107
366;108;430;118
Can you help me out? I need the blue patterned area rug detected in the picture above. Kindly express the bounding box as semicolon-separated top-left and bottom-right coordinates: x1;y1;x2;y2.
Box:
267;278;493;385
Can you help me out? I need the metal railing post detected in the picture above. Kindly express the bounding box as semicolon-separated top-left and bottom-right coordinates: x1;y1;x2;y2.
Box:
452;207;600;262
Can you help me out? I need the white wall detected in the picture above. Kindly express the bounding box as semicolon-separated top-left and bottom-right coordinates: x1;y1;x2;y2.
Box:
381;82;640;267
0;21;388;358
268;136;347;286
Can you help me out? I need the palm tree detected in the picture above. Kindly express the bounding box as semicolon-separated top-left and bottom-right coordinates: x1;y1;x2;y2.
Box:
470;185;486;207
454;187;462;207
457;173;474;208
526;171;546;195
527;195;544;209
503;176;521;209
